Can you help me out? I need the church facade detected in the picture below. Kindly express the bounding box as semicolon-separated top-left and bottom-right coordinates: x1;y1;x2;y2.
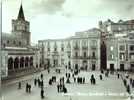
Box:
1;4;40;78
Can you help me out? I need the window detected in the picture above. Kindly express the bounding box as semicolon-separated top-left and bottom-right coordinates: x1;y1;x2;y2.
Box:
82;40;87;47
130;53;134;60
92;52;95;58
119;45;125;51
3;43;5;47
13;41;16;44
91;40;97;46
130;45;134;51
131;64;134;67
14;26;17;30
120;53;125;60
75;52;78;57
54;48;57;51
110;54;114;59
19;41;21;46
48;48;50;51
7;40;9;44
110;46;114;51
83;52;86;57
74;41;79;49
61;47;64;51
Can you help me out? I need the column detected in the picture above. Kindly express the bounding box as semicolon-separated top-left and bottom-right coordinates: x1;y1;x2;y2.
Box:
18;57;20;69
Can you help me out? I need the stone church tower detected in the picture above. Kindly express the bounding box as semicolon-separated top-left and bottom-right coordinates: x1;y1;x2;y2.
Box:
12;4;31;46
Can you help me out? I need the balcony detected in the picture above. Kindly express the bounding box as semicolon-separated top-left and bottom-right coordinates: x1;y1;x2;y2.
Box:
73;56;91;59
91;46;97;50
73;46;79;50
82;46;88;50
91;56;97;59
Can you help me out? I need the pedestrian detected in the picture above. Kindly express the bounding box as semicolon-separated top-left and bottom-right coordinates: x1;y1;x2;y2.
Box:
38;78;41;87
74;77;76;83
34;78;37;86
117;73;120;79
41;80;44;88
83;77;85;84
18;82;21;89
93;78;96;85
41;88;44;99
29;84;31;93
66;73;68;78
47;68;50;73
77;77;79;84
57;84;60;93
63;86;67;93
49;79;52;85
72;73;74;78
132;80;134;88
130;78;133;85
26;83;29;93
101;70;104;74
66;78;70;83
68;73;70;78
126;84;130;94
99;74;102;80
41;73;43;80
123;79;127;87
80;77;82;84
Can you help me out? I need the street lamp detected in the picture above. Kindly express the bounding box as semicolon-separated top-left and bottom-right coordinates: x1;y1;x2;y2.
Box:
0;0;2;99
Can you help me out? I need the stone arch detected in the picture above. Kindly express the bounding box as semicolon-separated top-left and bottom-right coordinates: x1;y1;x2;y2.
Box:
14;57;19;69
20;57;24;68
25;57;29;67
82;60;88;70
30;56;33;67
8;57;13;70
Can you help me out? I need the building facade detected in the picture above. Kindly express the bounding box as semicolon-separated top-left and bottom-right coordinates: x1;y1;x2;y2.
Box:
99;19;134;71
38;28;101;71
1;4;40;78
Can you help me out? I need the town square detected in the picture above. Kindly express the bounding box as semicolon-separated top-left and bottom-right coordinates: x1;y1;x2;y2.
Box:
1;0;134;100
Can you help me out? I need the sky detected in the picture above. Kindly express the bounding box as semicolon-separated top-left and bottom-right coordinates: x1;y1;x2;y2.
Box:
2;0;134;43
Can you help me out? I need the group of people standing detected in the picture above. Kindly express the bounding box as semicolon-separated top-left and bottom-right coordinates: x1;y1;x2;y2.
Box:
57;77;67;93
121;73;134;94
26;83;31;93
18;73;45;99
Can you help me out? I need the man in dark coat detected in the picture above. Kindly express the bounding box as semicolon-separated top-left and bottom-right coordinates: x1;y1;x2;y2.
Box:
126;85;130;94
38;78;41;87
41;74;43;80
18;82;21;89
132;80;134;88
26;83;29;93
99;75;102;80
41;88;44;99
123;79;127;87
130;78;133;85
74;77;76;83
34;78;37;86
57;84;60;93
28;84;31;93
83;77;85;84
117;73;120;79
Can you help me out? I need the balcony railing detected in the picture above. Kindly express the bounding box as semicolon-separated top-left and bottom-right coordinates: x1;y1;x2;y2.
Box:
82;46;88;50
91;46;97;50
73;46;79;50
73;56;97;59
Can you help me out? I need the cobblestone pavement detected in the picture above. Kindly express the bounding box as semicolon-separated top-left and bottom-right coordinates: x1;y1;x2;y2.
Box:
1;68;132;100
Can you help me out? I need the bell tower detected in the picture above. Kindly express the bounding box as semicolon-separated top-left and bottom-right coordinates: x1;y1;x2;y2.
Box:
12;4;31;46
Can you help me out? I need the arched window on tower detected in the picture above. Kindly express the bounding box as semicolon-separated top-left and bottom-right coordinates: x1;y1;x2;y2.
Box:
19;41;21;46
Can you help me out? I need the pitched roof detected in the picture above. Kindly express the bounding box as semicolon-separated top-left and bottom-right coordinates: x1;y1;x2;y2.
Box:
17;4;25;20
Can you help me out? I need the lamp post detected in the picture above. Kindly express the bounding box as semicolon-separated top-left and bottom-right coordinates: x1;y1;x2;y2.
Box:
0;0;2;99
